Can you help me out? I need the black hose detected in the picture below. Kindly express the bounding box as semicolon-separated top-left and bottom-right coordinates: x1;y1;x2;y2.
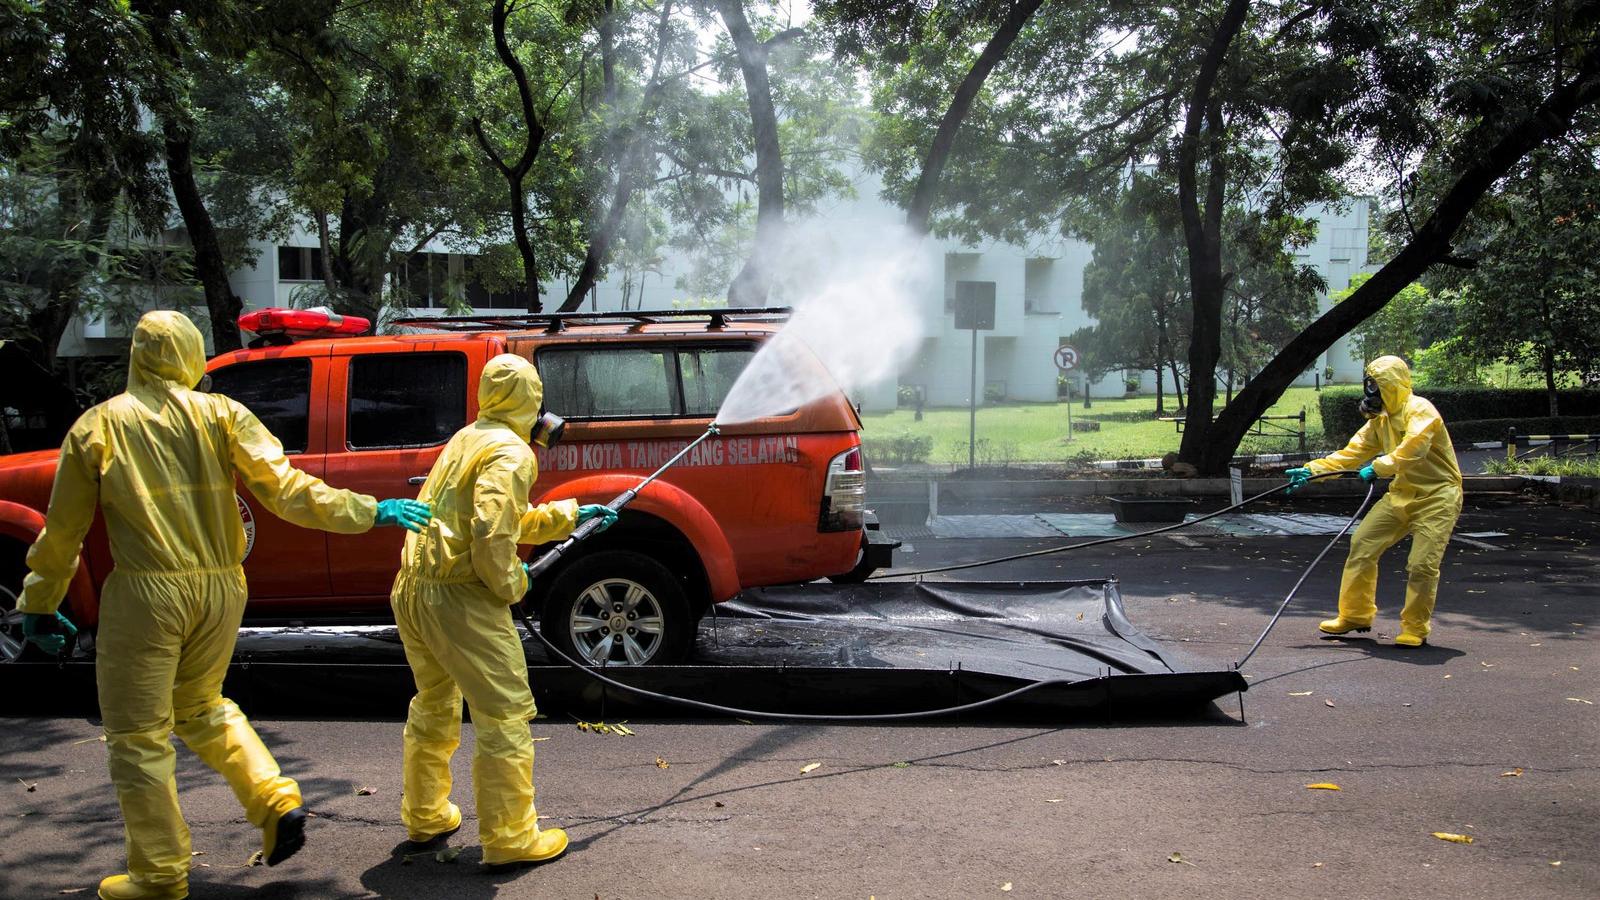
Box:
517;470;1371;719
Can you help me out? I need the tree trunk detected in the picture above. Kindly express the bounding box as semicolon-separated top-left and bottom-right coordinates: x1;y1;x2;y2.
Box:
162;122;242;353
315;210;338;295
562;155;641;311
1174;0;1250;469
905;0;1046;235
719;0;785;306
1544;348;1559;417
1200;50;1600;473
1169;358;1186;412
473;0;545;312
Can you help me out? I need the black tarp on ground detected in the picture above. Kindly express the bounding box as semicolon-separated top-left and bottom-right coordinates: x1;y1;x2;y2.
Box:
0;580;1245;720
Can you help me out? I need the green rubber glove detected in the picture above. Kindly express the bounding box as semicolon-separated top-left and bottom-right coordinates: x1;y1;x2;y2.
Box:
1358;463;1377;483
22;611;77;656
1284;467;1312;494
375;498;432;532
577;504;618;532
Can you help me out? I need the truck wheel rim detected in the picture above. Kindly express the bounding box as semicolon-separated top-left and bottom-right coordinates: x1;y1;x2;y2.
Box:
569;578;663;666
0;585;24;662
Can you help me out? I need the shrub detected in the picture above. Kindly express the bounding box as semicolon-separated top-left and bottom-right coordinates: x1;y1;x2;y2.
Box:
1445;416;1600;444
871;433;933;466
1320;386;1600;442
983;383;1006;404
1124;376;1141;393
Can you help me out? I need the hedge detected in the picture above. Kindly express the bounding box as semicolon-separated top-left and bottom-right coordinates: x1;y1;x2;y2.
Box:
1319;386;1600;443
1445;416;1600;444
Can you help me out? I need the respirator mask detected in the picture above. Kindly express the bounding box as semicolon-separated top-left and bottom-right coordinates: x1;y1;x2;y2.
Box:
530;409;566;448
1358;375;1384;419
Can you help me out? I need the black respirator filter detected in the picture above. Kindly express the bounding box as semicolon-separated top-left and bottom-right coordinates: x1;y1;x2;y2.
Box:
1359;376;1384;418
531;410;566;448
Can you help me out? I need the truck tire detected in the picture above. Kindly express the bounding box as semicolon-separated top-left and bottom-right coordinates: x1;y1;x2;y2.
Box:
540;550;692;666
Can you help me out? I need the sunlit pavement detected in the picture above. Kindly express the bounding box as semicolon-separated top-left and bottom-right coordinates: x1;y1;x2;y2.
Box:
2;494;1595;899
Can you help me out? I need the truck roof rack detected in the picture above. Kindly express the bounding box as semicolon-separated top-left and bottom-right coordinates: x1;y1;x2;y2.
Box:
389;306;793;334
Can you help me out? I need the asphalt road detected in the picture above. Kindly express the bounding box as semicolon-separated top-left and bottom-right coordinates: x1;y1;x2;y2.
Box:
2;493;1596;899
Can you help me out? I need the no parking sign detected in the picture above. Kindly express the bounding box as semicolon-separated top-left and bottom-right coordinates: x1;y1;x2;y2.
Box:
1054;345;1079;371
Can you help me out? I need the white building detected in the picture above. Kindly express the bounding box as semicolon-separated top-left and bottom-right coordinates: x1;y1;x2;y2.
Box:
57;171;1373;414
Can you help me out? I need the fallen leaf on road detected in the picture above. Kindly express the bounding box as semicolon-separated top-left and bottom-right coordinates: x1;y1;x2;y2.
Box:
58;890;88;895
1480;662;1495;668
1324;699;1336;708
1044;799;1065;803
1443;674;1452;679
1167;851;1196;867
713;801;724;808
247;850;265;867
800;762;821;775
1288;691;1313;696
1311;862;1323;868
655;757;670;769
1305;783;1342;791
1001;883;1013;892
19;778;36;792
435;847;461;864
1566;698;1594;705
1052;759;1067;766
71;735;106;745
355;786;376;796
1551;861;1562;867
1500;768;1524;777
892;761;911;769
1431;832;1474;844
531;736;549;742
1466;589;1486;594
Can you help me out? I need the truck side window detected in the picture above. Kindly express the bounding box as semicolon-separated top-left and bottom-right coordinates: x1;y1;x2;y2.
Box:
540;348;676;419
208;359;312;453
678;347;754;416
347;352;467;449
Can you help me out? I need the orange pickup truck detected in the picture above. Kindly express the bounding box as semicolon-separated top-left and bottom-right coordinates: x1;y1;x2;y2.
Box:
0;308;895;665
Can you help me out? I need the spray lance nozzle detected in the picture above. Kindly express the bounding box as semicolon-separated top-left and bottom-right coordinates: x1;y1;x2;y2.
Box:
522;423;722;581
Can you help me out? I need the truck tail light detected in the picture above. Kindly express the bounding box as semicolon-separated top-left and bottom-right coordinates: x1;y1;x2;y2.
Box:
818;445;866;532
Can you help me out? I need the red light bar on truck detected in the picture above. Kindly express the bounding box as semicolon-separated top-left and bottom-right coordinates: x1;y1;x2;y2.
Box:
237;308;371;338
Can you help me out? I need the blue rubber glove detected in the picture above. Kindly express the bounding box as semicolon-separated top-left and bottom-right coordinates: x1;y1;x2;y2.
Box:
22;611;77;656
1358;463;1377;483
577;504;618;533
1284;467;1312;494
375;498;432;532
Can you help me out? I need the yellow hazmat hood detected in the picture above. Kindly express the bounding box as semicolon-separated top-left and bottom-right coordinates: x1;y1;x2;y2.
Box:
1365;355;1413;416
128;310;207;393
477;353;543;438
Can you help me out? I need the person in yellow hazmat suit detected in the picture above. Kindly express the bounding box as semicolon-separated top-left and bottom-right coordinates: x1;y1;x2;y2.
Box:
1284;355;1463;647
15;311;432;900
390;353;616;867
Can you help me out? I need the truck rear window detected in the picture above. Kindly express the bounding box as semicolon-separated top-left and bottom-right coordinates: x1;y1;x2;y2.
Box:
347;352;467;449
539;345;754;420
209;358;311;453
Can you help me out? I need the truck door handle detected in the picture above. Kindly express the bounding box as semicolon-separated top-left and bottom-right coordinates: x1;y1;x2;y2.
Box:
408;476;428;485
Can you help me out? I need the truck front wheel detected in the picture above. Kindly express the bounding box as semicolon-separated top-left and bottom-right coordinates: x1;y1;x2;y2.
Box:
540;550;692;666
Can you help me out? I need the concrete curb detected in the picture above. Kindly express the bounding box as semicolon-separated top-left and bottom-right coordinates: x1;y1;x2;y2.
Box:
867;476;1527;523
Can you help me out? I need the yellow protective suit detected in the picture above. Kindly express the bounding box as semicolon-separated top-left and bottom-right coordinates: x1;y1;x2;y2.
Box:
18;311;379;896
1306;355;1463;642
390;353;579;863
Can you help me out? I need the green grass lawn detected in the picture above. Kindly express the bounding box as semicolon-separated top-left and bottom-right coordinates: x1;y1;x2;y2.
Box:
861;386;1330;465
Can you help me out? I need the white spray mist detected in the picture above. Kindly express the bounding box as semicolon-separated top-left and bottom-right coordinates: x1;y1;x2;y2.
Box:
715;221;929;425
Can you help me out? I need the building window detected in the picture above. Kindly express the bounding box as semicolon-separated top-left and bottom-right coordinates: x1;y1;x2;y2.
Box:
277;246;324;283
208;358;313;453
346;352;468;449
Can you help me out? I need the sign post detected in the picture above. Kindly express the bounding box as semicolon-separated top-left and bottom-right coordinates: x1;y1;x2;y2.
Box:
954;282;996;469
1054;344;1079;443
